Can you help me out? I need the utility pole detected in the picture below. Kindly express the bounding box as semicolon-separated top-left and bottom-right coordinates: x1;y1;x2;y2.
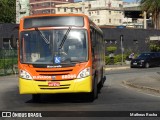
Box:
82;0;85;14
120;35;124;65
143;11;147;29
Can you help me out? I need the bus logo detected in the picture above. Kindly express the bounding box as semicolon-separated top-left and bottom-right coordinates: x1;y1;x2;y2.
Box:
54;57;61;64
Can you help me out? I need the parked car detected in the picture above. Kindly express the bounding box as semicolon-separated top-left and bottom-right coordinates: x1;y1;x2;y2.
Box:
130;52;160;68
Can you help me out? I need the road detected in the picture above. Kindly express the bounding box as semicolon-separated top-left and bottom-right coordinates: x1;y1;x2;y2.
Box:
0;67;160;119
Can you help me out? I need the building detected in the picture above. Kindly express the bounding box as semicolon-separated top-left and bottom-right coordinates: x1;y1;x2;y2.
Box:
16;0;30;24
123;2;146;29
16;0;149;29
56;0;124;26
30;0;74;15
16;0;74;23
56;2;89;15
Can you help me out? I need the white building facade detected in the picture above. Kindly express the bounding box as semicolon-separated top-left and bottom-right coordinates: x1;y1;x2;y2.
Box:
56;0;124;26
16;0;145;28
16;0;30;24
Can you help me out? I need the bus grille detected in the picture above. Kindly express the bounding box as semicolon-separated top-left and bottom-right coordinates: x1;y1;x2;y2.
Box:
35;69;73;76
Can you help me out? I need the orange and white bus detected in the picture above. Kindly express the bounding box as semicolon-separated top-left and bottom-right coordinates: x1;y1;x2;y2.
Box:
18;14;106;102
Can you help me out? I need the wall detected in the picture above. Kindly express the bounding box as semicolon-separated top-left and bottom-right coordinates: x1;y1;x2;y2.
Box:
102;28;160;55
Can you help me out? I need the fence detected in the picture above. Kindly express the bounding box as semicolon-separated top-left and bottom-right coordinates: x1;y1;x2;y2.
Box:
0;49;18;76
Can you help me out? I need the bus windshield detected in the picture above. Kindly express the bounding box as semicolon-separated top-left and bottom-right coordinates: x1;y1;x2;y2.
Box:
20;29;88;65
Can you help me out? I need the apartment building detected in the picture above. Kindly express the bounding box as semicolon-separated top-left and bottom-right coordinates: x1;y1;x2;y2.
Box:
56;0;124;26
16;0;144;28
89;7;123;26
30;0;74;15
56;2;89;15
16;0;74;23
89;0;123;26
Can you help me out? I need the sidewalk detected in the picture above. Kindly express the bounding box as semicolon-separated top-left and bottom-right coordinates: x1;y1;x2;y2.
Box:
105;64;130;71
122;72;160;95
105;64;160;95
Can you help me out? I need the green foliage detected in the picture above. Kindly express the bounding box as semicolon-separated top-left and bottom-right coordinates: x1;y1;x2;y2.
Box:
105;54;141;65
140;0;160;29
106;46;117;53
105;54;128;65
0;58;17;69
0;0;16;23
149;44;160;52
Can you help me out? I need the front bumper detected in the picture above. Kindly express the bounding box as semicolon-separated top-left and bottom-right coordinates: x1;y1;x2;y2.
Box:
131;62;145;67
19;76;92;94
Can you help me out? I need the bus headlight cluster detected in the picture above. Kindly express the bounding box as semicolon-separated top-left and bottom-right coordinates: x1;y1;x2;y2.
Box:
77;67;90;79
20;70;32;80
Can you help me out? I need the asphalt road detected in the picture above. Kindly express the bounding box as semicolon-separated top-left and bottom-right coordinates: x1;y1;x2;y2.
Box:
0;67;160;120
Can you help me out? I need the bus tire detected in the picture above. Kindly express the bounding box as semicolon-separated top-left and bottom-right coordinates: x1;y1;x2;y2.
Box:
98;69;105;91
32;94;41;102
87;77;98;102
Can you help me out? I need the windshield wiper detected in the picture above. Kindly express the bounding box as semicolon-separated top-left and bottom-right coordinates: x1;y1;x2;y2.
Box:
58;27;71;50
35;27;50;44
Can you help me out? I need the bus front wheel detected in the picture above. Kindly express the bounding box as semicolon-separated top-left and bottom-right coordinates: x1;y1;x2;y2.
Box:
87;77;98;102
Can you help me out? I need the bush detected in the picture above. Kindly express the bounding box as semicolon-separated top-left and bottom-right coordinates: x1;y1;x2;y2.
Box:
105;54;128;65
149;43;160;52
0;58;17;69
106;46;117;53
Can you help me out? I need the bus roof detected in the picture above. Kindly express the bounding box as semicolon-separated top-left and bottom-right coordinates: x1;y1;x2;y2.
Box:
20;14;103;35
21;13;89;20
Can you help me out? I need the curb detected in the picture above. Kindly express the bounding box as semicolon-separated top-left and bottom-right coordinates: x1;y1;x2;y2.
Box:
122;80;160;94
105;66;130;71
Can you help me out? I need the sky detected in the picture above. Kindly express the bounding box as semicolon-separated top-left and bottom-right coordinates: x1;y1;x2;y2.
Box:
74;0;136;2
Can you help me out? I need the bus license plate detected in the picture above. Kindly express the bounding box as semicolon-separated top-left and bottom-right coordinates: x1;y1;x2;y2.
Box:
48;82;60;87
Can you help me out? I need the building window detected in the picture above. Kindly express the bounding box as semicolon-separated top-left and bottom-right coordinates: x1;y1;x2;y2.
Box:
109;11;111;15
75;8;78;13
89;12;91;16
88;4;91;9
119;4;123;8
71;8;73;12
58;8;60;12
64;8;67;12
119;19;122;23
52;9;55;13
109;19;111;23
52;3;54;7
97;19;100;23
79;8;82;12
97;10;99;15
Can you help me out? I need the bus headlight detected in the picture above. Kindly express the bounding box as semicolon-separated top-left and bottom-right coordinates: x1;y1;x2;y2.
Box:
77;67;90;79
20;70;32;80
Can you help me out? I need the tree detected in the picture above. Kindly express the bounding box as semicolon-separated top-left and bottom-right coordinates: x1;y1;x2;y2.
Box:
140;0;160;29
0;0;16;23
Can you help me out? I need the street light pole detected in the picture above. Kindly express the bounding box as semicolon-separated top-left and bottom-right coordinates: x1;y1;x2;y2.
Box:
120;35;124;65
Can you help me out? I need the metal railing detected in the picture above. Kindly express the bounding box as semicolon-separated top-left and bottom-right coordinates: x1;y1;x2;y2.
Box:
0;49;18;76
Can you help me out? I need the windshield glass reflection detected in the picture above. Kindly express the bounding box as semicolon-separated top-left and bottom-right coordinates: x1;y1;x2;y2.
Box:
20;29;88;64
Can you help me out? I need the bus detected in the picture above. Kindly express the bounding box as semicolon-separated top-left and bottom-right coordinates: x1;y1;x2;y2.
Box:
18;14;106;102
